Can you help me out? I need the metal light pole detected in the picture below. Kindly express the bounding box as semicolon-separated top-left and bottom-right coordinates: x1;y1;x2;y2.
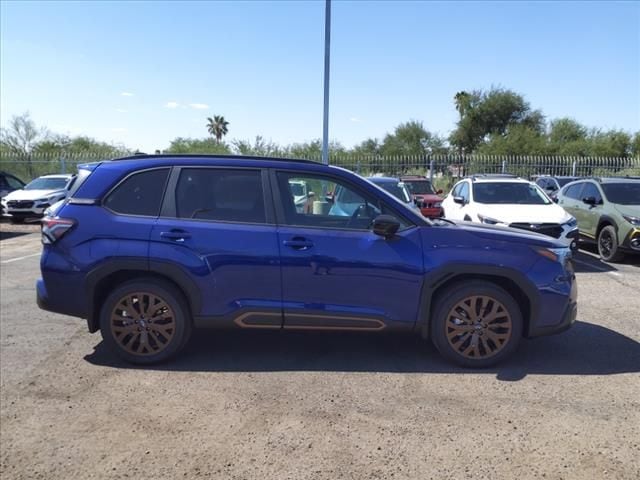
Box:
321;0;331;165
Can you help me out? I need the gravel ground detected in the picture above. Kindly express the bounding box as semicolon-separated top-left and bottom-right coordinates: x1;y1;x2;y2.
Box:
1;228;639;479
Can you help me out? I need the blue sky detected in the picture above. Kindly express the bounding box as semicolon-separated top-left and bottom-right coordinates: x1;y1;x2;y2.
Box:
1;0;639;152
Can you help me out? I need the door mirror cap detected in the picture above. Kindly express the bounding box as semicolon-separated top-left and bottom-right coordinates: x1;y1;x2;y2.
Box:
372;214;400;239
582;196;597;206
453;196;465;205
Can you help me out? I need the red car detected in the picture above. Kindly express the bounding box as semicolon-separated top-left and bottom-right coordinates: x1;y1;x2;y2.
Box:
400;176;444;218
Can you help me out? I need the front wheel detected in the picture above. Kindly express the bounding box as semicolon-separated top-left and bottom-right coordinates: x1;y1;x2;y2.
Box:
597;225;624;262
431;281;523;368
99;278;192;364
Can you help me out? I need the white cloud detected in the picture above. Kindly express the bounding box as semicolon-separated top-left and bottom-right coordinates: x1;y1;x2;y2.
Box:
120;92;134;97
189;103;209;110
349;117;361;123
165;101;180;109
115;108;127;113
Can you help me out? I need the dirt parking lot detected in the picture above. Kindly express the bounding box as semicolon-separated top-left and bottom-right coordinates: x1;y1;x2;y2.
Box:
1;223;639;479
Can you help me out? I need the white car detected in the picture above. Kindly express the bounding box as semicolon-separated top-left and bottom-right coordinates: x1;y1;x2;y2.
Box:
441;174;579;250
1;174;75;222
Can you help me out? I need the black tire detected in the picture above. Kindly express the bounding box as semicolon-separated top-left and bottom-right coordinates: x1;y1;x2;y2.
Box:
431;281;523;368
597;225;624;262
99;277;192;364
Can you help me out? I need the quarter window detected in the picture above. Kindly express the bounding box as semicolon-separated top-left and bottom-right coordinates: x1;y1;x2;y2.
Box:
175;168;266;223
104;168;169;216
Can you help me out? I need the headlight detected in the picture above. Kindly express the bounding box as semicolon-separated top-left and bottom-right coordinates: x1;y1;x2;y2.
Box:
477;214;501;225
623;215;640;226
564;217;578;228
433;202;442;208
534;246;571;263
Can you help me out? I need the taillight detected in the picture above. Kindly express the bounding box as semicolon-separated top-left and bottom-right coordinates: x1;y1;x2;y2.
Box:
41;217;75;244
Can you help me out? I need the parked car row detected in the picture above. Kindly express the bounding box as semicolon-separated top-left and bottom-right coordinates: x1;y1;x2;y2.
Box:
438;173;639;262
0;173;76;222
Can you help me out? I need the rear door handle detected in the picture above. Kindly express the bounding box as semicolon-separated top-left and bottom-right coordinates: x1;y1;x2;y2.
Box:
283;237;314;251
160;230;191;242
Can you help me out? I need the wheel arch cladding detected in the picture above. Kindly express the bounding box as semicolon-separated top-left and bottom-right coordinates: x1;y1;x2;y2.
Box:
596;215;618;237
419;269;534;339
86;261;200;333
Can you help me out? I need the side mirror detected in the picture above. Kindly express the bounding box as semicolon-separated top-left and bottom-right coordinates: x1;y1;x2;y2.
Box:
582;196;597;206
325;194;334;203
372;214;400;239
453;196;465;205
436;189;443;195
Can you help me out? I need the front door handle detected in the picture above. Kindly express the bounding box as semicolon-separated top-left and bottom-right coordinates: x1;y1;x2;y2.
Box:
160;230;191;242
283;237;314;251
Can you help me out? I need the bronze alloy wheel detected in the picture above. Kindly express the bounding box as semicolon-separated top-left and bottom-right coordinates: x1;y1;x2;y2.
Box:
445;295;512;359
110;292;176;356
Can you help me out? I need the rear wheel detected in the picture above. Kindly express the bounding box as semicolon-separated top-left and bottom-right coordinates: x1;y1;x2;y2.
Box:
431;281;523;368
597;225;624;262
99;278;192;364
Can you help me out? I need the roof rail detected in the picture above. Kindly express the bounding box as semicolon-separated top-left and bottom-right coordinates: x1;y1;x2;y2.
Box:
469;173;520;181
109;153;321;165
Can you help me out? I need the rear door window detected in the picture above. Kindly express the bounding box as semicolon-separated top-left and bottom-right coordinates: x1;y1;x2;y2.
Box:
104;168;170;217
174;168;266;224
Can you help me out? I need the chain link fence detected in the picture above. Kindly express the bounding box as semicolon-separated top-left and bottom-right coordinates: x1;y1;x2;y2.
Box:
1;152;638;192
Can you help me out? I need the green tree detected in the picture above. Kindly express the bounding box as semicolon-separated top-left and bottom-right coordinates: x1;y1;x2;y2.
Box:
232;136;283;156
632;132;640;157
206;115;229;144
449;87;544;154
165;137;231;154
0;112;48;176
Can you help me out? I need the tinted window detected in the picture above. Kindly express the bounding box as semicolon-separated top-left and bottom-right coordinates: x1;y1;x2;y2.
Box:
404;180;435;195
175;168;265;223
557;177;579;187
563;183;584;200
4;174;24;189
277;172;409;231
601;182;640;205
473;182;550;205
104;168;169;216
581;183;602;203
536;178;549;189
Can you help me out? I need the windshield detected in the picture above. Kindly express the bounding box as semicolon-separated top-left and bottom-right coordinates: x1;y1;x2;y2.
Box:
24;177;69;191
557;177;579;187
473;182;551;205
404;180;436;195
375;181;411;203
602;183;640;205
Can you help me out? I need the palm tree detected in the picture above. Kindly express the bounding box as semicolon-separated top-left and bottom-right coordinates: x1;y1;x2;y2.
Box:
454;91;470;120
206;115;229;144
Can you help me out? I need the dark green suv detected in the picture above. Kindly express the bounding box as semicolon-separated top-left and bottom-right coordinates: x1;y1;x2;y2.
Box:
557;177;640;261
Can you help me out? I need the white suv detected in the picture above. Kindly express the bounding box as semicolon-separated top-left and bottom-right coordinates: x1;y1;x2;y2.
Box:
1;174;75;222
441;174;579;250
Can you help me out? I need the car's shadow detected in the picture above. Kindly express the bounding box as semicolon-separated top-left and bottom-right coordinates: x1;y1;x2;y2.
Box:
0;230;34;241
84;321;640;381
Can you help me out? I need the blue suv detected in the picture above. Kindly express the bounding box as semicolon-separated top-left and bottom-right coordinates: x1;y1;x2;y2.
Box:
37;155;577;367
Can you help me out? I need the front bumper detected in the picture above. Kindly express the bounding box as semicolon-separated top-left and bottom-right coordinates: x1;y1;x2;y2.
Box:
621;227;640;253
5;206;47;217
